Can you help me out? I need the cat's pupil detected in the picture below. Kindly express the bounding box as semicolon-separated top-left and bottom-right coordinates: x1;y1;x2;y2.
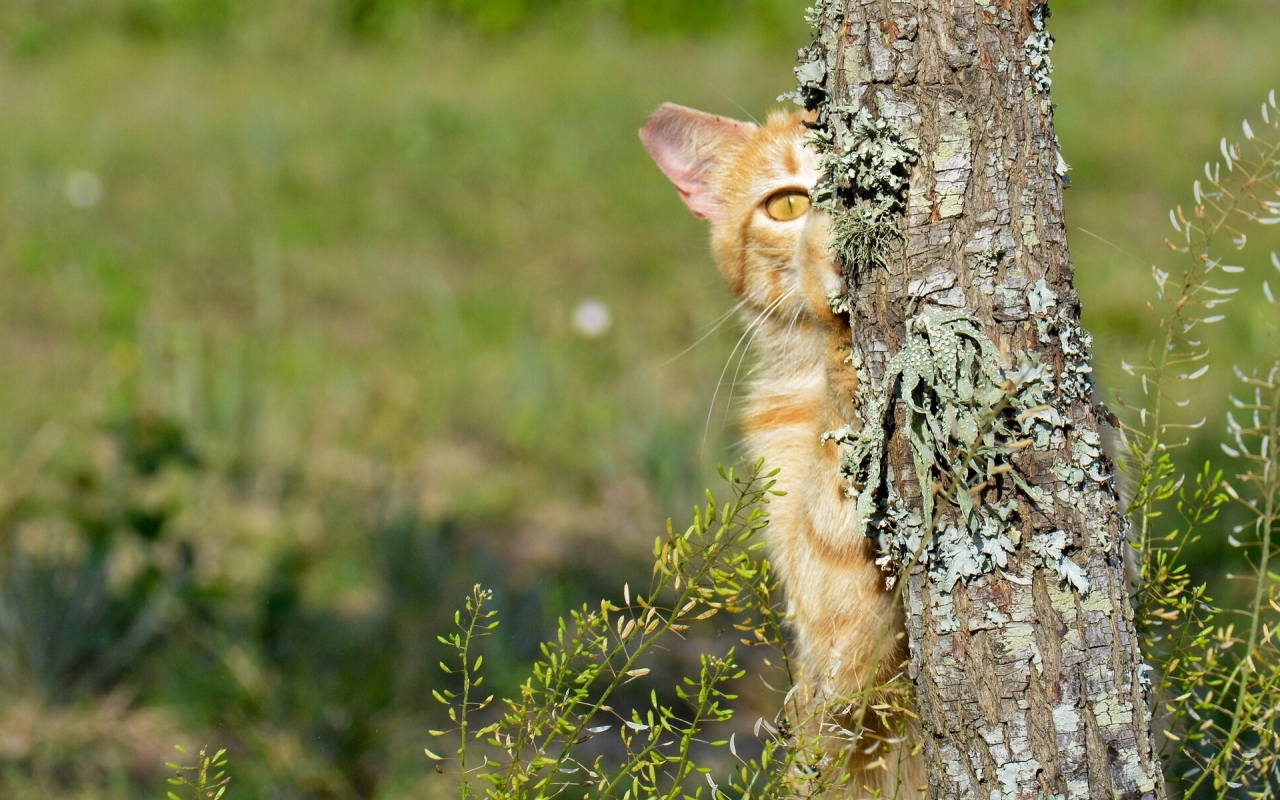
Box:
765;190;811;222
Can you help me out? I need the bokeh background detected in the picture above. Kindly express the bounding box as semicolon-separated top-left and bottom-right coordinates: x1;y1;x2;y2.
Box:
1;0;1278;797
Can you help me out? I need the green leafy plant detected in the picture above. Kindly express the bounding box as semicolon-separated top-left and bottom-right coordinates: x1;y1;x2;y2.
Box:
1119;92;1280;799
165;745;231;800
424;461;912;799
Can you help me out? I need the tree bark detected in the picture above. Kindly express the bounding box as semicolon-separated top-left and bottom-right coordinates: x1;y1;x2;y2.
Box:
798;1;1166;797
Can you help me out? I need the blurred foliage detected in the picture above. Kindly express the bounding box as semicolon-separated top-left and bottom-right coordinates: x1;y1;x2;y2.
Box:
0;0;1278;798
0;0;1265;50
339;0;807;36
426;468;792;799
1118;97;1280;798
0;393;645;797
0;0;815;47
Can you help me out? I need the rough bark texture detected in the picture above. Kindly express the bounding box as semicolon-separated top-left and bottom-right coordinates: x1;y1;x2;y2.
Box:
803;1;1167;797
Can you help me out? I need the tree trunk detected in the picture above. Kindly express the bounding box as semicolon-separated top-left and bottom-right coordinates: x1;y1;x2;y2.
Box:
797;1;1166;797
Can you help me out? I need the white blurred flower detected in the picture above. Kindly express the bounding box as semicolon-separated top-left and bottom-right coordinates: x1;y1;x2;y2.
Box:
571;298;612;338
65;171;103;209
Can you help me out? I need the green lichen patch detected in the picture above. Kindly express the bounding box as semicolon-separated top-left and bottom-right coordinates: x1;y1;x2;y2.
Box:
1028;529;1090;593
1027;279;1096;403
1071;428;1108;482
824;201;904;278
824;311;1061;592
826;291;852;315
778;2;835;110
780;53;827;110
808;106;920;278
1026;2;1054;96
974;241;1007;275
810;107;918;212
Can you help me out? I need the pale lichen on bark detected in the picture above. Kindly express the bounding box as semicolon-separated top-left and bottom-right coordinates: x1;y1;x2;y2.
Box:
822;311;1075;597
789;1;1166;797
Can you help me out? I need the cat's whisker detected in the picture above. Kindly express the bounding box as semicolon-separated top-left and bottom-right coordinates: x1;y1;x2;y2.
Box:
722;246;802;256
642;242;795;255
753;302;803;378
1076;227;1151;267
723;290;789;432
702;289;794;455
701;81;761;125
697;299;747;332
657;299;747;367
747;285;798;373
781;305;806;361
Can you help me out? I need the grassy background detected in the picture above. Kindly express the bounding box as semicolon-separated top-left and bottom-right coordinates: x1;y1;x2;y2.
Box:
0;1;1278;797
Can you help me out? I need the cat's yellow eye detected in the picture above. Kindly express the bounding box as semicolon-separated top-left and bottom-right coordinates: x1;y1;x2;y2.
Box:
764;190;811;222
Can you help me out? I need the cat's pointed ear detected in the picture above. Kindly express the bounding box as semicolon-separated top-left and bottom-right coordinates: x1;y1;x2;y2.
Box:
640;103;753;223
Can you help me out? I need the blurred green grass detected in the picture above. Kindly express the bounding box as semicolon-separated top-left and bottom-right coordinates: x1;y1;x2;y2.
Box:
1;1;1278;797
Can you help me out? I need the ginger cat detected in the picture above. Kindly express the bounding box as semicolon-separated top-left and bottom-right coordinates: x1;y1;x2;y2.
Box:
641;104;925;799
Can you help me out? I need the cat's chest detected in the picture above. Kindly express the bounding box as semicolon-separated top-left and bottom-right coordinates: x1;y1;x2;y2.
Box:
739;329;858;463
741;375;849;460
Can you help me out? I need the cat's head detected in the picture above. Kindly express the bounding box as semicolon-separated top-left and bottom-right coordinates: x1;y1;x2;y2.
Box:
640;103;843;328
